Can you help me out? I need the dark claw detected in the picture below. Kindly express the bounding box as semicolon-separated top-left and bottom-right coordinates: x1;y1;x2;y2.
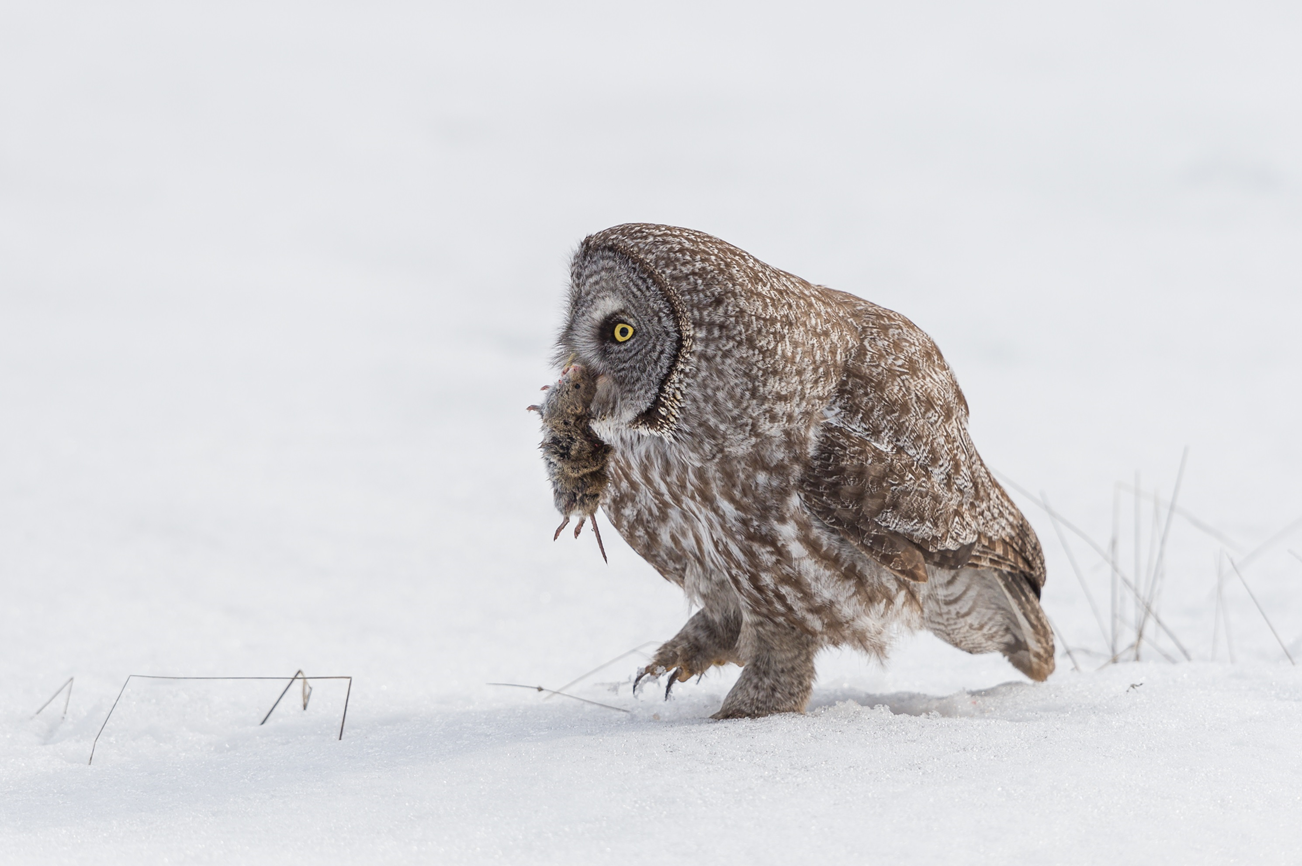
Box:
632;668;648;696
553;516;571;541
664;668;681;701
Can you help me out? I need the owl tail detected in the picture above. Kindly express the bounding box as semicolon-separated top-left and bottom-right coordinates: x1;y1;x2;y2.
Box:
920;566;1056;681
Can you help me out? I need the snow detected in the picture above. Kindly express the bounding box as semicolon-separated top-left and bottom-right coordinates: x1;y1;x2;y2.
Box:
3;2;1301;863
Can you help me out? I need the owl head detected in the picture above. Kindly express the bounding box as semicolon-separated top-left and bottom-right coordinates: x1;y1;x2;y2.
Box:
555;224;857;456
555;228;696;440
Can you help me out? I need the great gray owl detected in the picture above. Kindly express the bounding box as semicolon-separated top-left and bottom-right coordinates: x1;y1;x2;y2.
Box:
537;223;1053;719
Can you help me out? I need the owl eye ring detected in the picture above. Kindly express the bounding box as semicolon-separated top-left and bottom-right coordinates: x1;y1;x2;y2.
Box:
612;322;635;342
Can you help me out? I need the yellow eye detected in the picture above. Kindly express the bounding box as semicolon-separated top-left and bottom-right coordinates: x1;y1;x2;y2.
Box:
613;322;634;342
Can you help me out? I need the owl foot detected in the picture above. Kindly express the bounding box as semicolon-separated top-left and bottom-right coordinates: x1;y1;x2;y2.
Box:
633;609;743;700
631;665;662;696
631;665;684;700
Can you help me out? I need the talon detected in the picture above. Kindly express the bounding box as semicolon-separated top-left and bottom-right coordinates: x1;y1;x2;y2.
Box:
633;665;663;697
553;516;571;541
526;404;542;414
664;668;681;700
574;516;586;539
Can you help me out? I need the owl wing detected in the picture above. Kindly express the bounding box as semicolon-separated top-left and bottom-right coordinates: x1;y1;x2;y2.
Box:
798;291;1045;595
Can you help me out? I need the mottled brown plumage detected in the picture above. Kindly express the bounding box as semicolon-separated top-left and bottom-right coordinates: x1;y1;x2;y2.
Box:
539;223;1054;718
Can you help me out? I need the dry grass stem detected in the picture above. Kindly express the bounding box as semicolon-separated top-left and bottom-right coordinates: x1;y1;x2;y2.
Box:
1219;552;1236;663
1137;450;1187;658
1110;485;1121;662
1096;641;1139;671
487;682;630;713
1117;482;1244;552
1134;471;1142;654
1240;516;1302;569
544;641;659;700
1211;552;1224;661
89;673;354;765
259;670;314;725
1042;492;1110;647
994;471;1192;661
1227;556;1296;666
32;677;74;720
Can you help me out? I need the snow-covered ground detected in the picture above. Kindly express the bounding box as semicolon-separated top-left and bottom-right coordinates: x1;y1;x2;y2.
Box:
3;2;1301;863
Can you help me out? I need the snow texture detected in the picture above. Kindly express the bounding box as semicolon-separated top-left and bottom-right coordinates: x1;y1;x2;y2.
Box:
2;2;1301;863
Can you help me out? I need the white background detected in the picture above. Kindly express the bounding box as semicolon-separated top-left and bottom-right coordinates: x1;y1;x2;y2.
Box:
3;2;1301;863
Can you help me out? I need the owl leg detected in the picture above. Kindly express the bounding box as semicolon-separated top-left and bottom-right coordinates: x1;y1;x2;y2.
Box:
712;621;817;719
634;609;742;696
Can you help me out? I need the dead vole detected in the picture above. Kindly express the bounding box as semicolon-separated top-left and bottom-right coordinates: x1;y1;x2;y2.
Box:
529;363;611;561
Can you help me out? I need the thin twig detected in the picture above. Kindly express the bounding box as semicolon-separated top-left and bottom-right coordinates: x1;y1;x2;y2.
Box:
1136;494;1162;658
544;641;659;701
89;674;354;765
1133;471;1142;660
1110;485;1121;661
32;677;74;720
260;670;313;725
1221;552;1236;663
89;677;134;765
1116;482;1244;552
1227;556;1296;666
487;683;630;713
1042;492;1110;649
1141;633;1179;665
338;678;352;741
1144;493;1162;602
1240;516;1302;569
1138;450;1188;657
1069;647;1118;660
1095;640;1138;671
993;471;1192;660
1212;552;1224;662
1150;449;1187;607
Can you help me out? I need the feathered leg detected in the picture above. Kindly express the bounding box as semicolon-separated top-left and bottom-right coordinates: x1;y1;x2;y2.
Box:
712;618;817;719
